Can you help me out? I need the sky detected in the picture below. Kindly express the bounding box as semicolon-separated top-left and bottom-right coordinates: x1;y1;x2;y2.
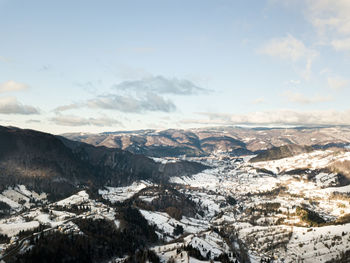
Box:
1;0;350;134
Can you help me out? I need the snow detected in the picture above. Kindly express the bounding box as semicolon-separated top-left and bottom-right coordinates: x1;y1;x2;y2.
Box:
0;218;39;237
56;191;89;206
151;157;178;164
0;185;47;212
322;184;350;194
99;181;151;203
140;209;207;241
138;195;157;203
164;150;350;262
15;185;46;201
2;148;350;262
252;150;350;175
285;224;350;262
0;194;21;209
315;172;338;187
186;231;230;259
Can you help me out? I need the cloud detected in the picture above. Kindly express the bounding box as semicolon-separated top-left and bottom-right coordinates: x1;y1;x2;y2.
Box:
87;92;176;113
0;56;11;63
269;1;350;55
302;58;313;80
51;115;122;127
331;38;350;51
55;76;208;114
259;35;318;80
26;119;41;124
114;75;209;95
288;80;301;85
307;0;350;36
0;80;29;93
283;91;331;104
55;75;204;114
328;76;348;90
54;93;176;113
0;97;39;115
298;0;350;53
185;109;350;126
252;98;265;104
259;34;318;62
54;103;82;112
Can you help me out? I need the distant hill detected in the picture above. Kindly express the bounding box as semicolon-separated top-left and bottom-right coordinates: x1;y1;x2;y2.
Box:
63;129;249;157
250;144;314;163
63;126;350;157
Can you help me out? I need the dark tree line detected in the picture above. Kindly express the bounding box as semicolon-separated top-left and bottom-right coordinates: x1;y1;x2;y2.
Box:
0;233;10;243
0;200;11;218
10;210;159;263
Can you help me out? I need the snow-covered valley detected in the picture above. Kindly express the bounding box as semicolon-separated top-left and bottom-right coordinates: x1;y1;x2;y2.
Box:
2;148;350;262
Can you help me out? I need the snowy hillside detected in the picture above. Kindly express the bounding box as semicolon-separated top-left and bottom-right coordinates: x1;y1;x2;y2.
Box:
2;148;350;262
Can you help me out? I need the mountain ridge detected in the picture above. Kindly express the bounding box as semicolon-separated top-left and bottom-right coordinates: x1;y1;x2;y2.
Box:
0;125;207;200
63;126;350;157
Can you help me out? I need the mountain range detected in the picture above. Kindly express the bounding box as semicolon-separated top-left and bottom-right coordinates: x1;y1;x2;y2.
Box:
63;126;350;157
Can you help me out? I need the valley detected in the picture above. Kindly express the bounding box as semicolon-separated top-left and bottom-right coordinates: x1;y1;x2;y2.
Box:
2;127;350;262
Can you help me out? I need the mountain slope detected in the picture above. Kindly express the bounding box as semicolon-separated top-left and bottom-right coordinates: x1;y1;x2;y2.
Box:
0;126;207;200
250;144;314;162
0;126;93;199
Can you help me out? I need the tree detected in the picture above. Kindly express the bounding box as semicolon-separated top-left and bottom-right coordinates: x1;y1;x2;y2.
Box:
173;224;184;236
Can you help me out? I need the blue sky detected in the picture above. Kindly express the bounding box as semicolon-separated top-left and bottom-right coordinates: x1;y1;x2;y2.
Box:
1;0;350;134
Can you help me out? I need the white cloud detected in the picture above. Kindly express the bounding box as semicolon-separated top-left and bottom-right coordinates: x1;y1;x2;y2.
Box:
307;0;350;36
271;1;350;54
0;80;29;93
304;0;350;54
0;97;39;115
259;34;318;62
288;80;301;85
26;119;41;124
51;115;122;127
283;91;331;104
328;76;348;90
259;35;318;80
54;103;81;112
302;58;313;80
331;38;350;51
252;98;265;104
185;109;350;126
